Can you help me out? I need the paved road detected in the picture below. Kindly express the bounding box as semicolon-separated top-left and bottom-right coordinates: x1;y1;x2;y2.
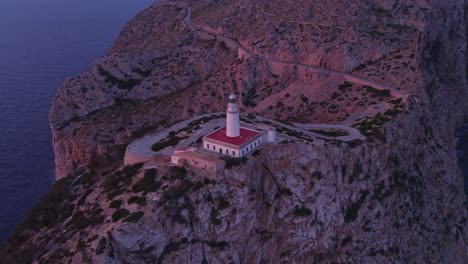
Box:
291;123;363;141
160;0;407;100
124;1;404;164
125;113;364;163
126;113;224;158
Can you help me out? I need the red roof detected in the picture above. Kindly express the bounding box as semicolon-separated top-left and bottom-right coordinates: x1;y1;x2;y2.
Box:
205;127;260;146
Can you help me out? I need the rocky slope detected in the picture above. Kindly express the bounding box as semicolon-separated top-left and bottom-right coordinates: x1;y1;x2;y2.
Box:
1;0;468;263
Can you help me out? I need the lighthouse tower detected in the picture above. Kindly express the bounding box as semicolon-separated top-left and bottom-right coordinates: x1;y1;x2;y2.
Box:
226;92;240;137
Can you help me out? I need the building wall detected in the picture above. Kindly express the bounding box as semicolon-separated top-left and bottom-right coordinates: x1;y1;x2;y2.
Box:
124;151;152;166
203;141;240;157
183;157;224;171
226;111;240;137
203;136;263;157
239;137;263;156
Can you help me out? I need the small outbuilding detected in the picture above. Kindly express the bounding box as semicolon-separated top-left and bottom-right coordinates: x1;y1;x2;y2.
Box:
171;151;225;172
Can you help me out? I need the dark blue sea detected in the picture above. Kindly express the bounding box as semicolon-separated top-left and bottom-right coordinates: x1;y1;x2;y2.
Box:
0;0;154;242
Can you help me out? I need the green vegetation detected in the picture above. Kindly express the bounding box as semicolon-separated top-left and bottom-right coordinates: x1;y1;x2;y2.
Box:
96;237;107;255
103;163;143;200
131;169;160;194
98;66;141;91
210;208;222;225
294;207;312;217
356;113;391;136
223;157;248;169
12;176;74;232
365;86;391;98
309;129;349;137
152;114;226;151
112;208;130;222
123;211;145;223
151;136;185;152
344;190;369;223
338;82;353;91
128;196;147;206
109;200;123;209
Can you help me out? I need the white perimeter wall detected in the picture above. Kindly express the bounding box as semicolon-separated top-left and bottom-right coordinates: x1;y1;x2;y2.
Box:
203;137;263;158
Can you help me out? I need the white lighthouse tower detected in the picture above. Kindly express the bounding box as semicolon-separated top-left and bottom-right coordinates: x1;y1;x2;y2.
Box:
226;92;240;138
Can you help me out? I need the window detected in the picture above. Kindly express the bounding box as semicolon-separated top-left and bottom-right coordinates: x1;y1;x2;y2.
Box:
213;146;216;150
233;151;235;156
207;144;210;149
226;149;229;154
219;148;222;154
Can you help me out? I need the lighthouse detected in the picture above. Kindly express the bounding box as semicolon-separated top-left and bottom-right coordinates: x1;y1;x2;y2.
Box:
226;92;240;138
202;92;264;158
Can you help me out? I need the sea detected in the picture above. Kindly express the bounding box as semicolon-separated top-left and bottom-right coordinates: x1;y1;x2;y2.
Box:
0;0;155;242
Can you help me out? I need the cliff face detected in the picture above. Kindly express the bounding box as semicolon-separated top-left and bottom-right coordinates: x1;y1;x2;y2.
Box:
1;0;467;263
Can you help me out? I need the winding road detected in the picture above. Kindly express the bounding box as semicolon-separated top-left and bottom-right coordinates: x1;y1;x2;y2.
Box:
161;0;406;99
123;1;406;165
124;113;363;165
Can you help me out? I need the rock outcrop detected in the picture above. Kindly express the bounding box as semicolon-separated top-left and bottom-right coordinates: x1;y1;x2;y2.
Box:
1;0;467;263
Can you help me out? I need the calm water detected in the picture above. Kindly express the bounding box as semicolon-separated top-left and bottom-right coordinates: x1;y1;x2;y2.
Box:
0;0;154;242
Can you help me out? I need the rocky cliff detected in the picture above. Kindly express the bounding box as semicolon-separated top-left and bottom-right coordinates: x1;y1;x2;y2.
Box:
1;0;467;263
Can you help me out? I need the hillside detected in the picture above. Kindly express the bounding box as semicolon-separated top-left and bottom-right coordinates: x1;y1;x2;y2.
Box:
1;0;467;263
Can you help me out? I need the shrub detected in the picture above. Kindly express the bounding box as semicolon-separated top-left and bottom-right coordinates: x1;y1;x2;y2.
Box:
151;137;182;152
109;200;123;209
344;190;369;223
128;196;147;206
338;82;353;91
206;241;229;251
124;212;145;223
210;209;222;226
341;236;353;247
112;209;130;222
294;207;312;217
365;86;391;98
96;237;106;255
223;157;248;169
13;176;73;232
132;169;160;193
218;197;230;210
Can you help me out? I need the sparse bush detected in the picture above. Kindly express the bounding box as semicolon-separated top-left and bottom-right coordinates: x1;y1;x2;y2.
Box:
294;207;312;217
109;200;123;209
223;157;248;169
344;190;369;223
151;137;182;152
132;169;160;193
128;196;147;206
210;208;222;225
124;211;145;223
112;209;130;222
96;237;106;255
218;197;230;210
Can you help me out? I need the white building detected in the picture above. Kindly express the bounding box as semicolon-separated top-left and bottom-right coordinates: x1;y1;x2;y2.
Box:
171;151;225;172
202;93;265;157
